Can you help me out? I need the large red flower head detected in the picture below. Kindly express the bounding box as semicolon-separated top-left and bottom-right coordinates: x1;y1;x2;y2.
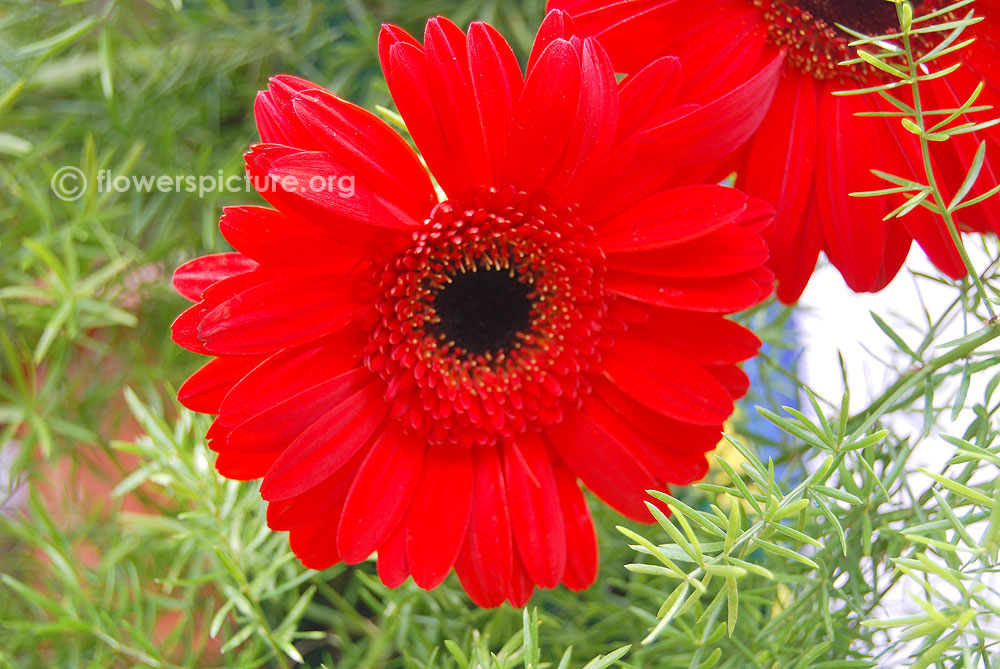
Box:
171;10;774;607
550;0;1000;302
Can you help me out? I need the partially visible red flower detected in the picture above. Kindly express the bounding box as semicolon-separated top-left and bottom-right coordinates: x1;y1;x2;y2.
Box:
171;10;774;607
550;0;1000;302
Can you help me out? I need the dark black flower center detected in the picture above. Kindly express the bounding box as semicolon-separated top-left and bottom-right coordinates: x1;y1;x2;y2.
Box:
430;266;534;355
789;0;912;36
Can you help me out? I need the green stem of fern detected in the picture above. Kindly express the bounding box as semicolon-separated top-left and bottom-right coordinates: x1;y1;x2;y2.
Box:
898;0;997;320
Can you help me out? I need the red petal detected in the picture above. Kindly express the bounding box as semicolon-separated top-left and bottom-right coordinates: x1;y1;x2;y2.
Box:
596;185;747;252
244;146;418;242
584;395;710;486
291;88;437;221
198;273;366;355
290;501;345;570
706;363;750;400
607;224;768;278
205;418;229;449
503;436;566;589
219;205;366;272
377;519;411;589
173;253;258;302
255;90;294;146
454;446;513;608
266;445;366;531
199;266;276;303
550;0;751;75
219;327;366;428
502;38;581;192
378;23;422;66
173;268;276;355
606;270;769;313
742;70;821;303
546;410;659;522
617;55;683;141
214;449;280;481
527;9;577;73
468;22;524;181
641;49;783;163
738;197;776;233
406;444;474;589
338;424;426;564
552;463;598;591
423;17;492;193
546;37;620;200
568;136;673;222
254;75;321;148
381;35;464;197
259;379;387;501
601;334;733;426
226;366;374;454
593;376;723;446
177;355;264;414
171;302;210;355
816;86;909;292
894;78;977;277
507;548;536;607
668;4;768;102
618;305;762;364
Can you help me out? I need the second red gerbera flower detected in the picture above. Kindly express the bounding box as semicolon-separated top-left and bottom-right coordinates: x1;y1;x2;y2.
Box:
172;10;775;607
551;0;1000;302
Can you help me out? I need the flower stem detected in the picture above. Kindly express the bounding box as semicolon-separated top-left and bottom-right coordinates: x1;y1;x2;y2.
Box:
898;0;997;321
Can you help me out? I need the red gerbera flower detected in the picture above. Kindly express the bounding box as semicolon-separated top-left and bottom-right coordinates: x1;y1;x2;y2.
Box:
171;10;774;607
550;0;1000;302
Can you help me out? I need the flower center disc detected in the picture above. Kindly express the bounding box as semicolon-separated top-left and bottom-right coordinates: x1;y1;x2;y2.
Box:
429;265;534;356
753;0;937;80
367;186;608;447
790;0;904;34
